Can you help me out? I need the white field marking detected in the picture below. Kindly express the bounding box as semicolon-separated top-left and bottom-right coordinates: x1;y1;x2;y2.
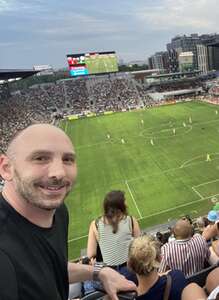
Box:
122;153;219;185
125;180;143;219
77;153;219;194
193;178;219;188
126;161;191;184
191;186;204;199
68;234;88;243
67;117;219;149
135;192;219;221
139;117;219;139
180;155;203;168
140;125;192;139
180;152;219;168
67;191;219;244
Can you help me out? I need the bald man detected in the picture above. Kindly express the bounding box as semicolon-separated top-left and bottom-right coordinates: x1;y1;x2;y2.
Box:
0;124;136;300
159;219;210;277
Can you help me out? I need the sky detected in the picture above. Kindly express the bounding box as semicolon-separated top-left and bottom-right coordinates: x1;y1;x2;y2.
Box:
0;0;219;69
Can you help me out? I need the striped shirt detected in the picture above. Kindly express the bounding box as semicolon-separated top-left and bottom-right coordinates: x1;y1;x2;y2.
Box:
98;216;133;266
159;234;210;277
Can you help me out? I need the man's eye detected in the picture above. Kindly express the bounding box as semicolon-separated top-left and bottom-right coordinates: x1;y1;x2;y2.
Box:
34;156;49;162
63;157;75;163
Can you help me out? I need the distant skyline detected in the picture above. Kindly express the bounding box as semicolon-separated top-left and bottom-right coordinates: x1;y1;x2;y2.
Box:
0;0;219;69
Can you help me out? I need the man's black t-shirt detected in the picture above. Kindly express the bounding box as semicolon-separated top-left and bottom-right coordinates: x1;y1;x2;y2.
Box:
0;194;69;300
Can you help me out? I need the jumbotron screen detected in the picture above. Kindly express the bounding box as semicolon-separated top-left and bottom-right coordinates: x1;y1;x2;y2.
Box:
66;51;118;76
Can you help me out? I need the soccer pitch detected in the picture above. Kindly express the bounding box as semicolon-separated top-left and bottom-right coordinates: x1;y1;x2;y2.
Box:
86;56;118;74
61;101;219;259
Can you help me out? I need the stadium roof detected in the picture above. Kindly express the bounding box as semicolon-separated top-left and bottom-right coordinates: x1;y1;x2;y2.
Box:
146;70;200;79
0;69;38;82
207;41;219;47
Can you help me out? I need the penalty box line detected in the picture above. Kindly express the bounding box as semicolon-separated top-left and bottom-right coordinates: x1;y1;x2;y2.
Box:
68;192;219;244
192;178;219;200
125;180;143;219
136;192;219;222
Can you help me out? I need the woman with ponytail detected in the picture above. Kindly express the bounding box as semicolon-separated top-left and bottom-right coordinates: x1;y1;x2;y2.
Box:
87;190;140;282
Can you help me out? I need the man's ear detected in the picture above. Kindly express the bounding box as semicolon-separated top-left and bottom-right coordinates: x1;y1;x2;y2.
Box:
0;155;13;181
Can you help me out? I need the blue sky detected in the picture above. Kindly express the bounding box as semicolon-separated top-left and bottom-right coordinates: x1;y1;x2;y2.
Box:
0;0;218;69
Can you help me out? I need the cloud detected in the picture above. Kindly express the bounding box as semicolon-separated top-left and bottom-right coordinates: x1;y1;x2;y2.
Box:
0;0;13;12
136;0;219;32
0;0;47;14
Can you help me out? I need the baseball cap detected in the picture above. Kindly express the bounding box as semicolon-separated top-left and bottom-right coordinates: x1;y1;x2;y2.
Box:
207;210;218;222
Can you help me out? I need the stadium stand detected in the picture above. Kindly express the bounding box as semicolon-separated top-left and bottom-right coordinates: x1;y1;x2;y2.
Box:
186;263;218;287
1;70;210;154
1;69;219;300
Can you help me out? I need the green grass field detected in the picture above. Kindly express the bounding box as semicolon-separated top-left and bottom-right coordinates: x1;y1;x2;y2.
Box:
86;55;118;74
60;101;219;259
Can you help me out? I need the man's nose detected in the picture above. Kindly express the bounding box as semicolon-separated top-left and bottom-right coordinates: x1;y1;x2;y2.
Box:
48;159;66;179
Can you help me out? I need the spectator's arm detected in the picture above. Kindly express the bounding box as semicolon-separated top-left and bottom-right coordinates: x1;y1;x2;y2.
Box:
87;220;98;259
202;223;219;241
68;263;137;300
211;240;219;257
68;262;94;283
132;217;141;237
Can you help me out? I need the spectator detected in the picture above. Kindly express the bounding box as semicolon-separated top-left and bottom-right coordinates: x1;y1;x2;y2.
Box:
195;216;209;234
87;190;141;282
127;235;187;300
0;124;136;300
207;210;218;225
205;267;219;300
181;283;207;300
181;266;219;300
202;214;219;241
159;218;210;276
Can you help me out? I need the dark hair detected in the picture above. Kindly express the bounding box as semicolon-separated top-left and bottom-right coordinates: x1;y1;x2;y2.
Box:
103;190;128;233
182;215;193;224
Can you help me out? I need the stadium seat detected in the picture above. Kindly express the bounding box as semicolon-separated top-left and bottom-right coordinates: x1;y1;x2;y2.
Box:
186;263;218;287
79;290;137;300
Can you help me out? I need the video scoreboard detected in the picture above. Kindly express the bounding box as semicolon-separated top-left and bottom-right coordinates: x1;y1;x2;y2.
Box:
66;51;118;77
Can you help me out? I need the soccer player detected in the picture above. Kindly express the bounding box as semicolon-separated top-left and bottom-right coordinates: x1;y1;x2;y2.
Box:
206;153;211;162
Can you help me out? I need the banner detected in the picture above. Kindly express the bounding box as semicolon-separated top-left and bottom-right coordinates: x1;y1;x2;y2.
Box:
68;115;78;120
104;111;114;115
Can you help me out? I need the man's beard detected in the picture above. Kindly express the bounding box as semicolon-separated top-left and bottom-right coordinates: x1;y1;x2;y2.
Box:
13;168;72;211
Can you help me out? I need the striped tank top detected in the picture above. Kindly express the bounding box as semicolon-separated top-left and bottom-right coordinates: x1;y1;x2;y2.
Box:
97;216;133;266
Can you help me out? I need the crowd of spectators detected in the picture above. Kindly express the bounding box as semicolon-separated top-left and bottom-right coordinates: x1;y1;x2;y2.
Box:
209;84;219;96
1;73;219;299
0;75;164;153
1;73;216;154
68;208;219;300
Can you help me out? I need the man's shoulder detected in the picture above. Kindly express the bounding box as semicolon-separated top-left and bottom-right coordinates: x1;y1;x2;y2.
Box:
191;233;205;242
161;240;177;249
